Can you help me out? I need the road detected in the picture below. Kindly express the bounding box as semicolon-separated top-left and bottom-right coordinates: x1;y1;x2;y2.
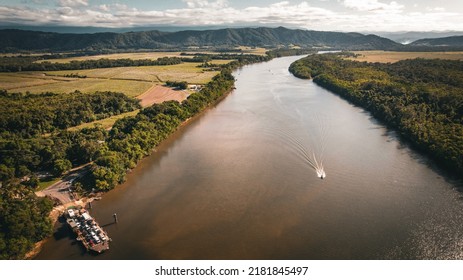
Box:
36;164;91;204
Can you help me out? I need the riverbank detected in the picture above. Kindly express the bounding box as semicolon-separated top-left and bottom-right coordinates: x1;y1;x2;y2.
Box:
26;58;261;259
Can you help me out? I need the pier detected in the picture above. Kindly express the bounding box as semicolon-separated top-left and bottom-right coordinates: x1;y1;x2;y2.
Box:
65;207;110;253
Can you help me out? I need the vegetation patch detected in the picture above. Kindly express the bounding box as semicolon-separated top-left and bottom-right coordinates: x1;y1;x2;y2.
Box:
0;90;140;137
0;184;54;260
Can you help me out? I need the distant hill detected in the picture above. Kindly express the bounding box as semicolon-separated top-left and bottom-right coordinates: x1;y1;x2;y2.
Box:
0;27;401;52
409;35;463;48
375;31;463;44
0;25;225;34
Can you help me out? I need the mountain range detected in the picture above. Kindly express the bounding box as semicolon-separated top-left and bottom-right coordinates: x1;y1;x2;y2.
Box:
2;26;463;53
0;27;401;52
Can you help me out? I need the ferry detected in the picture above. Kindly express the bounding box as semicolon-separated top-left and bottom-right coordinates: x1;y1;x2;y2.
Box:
65;207;111;253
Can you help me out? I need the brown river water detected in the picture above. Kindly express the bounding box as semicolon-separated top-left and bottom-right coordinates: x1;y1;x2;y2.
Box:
37;56;463;259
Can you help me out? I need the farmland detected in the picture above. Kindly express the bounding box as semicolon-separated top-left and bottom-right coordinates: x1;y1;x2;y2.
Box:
0;62;220;97
0;53;231;136
348;51;463;63
45;63;219;84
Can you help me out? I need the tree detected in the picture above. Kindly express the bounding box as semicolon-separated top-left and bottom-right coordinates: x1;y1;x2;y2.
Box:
0;164;14;183
52;159;72;177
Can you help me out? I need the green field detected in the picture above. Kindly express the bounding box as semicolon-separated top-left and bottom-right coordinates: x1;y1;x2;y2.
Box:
68;109;140;131
45;63;218;83
1;63;220;97
0;73;73;90
37;176;61;191
6;76;152;97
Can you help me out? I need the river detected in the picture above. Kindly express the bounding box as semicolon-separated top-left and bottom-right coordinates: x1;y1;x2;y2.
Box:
37;56;463;260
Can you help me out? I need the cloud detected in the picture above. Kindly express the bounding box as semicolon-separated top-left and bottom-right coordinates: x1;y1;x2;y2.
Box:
0;1;462;32
182;0;228;9
243;2;336;26
343;0;404;12
426;7;446;12
57;0;88;7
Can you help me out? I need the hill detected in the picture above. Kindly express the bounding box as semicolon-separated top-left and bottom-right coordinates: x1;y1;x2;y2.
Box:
409;35;463;48
0;27;401;52
375;31;463;44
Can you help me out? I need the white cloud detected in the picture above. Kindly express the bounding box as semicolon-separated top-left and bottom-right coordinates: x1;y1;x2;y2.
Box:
0;1;462;32
56;6;73;15
426;7;446;12
243;2;336;26
343;0;404;12
182;0;228;9
98;4;110;12
57;0;88;7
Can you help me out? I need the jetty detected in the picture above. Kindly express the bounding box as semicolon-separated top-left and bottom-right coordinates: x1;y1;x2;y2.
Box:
65;207;110;253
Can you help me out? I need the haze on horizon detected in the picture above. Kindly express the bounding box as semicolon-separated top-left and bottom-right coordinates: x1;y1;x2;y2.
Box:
0;0;462;33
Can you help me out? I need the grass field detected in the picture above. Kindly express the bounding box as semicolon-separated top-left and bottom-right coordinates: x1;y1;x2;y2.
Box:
348;51;463;63
45;63;219;84
6;75;152;97
1;63;219;97
238;46;268;55
68;110;140;131
0;73;73;90
37;176;61;191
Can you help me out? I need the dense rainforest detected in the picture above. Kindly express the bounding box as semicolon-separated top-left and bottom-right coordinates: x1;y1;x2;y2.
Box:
0;184;53;259
0;53;270;259
0;91;141;137
289;53;463;175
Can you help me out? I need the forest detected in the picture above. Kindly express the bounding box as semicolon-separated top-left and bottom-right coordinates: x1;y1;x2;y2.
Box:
0;56;183;72
289;53;463;175
0;90;140;137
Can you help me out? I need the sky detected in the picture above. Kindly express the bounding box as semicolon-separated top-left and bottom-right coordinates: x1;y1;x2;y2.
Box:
0;0;462;32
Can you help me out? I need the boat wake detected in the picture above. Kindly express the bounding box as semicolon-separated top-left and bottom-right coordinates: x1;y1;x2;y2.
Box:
263;111;329;179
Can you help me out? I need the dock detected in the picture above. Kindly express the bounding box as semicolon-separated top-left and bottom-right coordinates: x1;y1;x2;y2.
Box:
65;207;111;253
